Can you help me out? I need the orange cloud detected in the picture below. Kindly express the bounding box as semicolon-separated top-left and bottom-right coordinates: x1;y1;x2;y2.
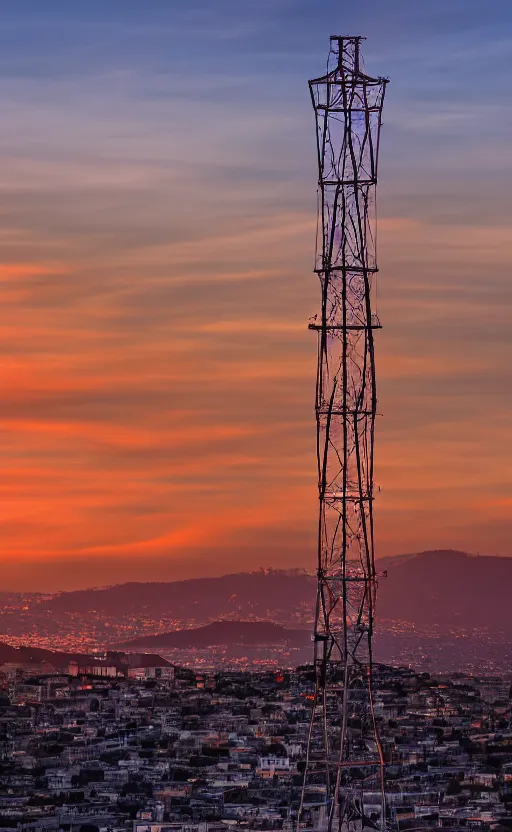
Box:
0;208;509;587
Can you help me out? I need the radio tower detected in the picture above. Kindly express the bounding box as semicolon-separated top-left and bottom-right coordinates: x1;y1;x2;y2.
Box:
299;37;389;832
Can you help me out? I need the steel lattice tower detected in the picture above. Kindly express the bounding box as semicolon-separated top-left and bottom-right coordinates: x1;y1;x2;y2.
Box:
299;37;389;832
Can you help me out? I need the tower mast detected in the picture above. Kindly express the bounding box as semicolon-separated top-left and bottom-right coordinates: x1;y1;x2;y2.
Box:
300;36;389;832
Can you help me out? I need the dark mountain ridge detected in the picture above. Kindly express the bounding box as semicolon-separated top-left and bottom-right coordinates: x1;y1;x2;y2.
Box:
0;642;171;670
115;620;310;650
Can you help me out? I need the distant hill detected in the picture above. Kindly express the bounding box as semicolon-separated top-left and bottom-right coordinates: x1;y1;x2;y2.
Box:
0;643;172;671
9;551;512;648
377;549;512;633
0;642;95;669
115;620;310;650
41;570;316;622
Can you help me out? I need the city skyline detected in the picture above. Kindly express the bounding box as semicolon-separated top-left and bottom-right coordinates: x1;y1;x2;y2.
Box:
0;0;511;590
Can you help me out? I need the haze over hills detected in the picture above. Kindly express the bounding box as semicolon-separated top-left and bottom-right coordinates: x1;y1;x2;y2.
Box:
41;569;315;622
36;549;512;635
378;549;511;632
0;550;510;673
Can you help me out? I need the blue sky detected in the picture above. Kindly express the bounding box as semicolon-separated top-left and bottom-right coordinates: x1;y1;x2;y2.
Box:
2;0;511;219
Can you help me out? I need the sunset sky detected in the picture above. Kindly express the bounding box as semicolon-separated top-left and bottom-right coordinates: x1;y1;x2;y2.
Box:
1;0;511;590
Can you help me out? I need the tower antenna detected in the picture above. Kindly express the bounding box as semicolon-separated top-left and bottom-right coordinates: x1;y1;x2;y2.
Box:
299;35;389;832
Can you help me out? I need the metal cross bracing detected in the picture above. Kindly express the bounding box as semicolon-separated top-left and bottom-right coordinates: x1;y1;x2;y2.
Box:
299;36;389;832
